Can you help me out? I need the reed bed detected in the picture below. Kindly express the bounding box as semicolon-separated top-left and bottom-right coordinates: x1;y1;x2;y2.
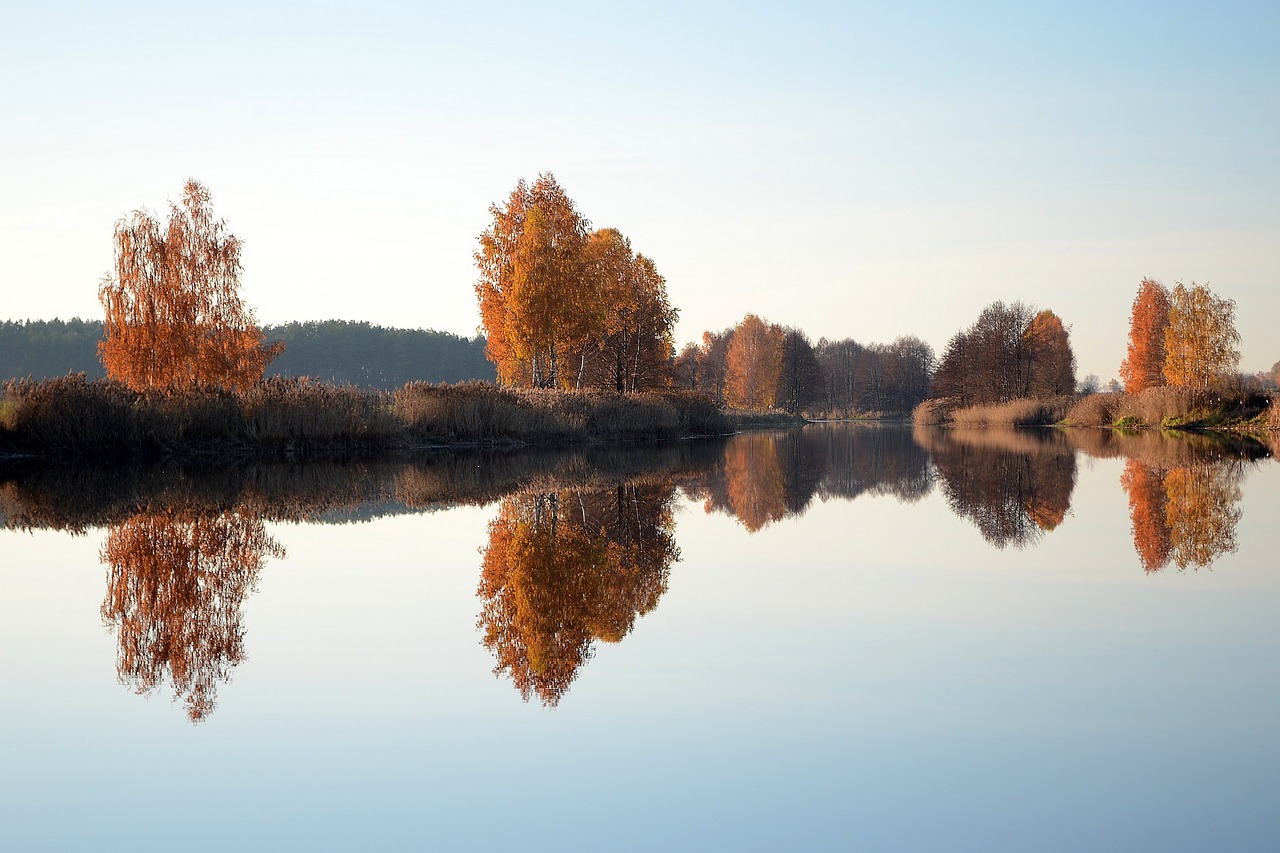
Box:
1063;387;1271;430
947;396;1074;427
1;375;733;460
393;382;730;444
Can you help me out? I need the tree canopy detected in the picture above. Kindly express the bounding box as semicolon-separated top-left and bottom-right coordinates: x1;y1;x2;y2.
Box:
98;180;281;393
929;301;1075;404
475;173;676;391
1163;282;1240;389
1119;278;1170;393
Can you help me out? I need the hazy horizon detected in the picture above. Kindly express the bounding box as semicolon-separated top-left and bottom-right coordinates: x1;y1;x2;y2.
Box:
4;2;1277;380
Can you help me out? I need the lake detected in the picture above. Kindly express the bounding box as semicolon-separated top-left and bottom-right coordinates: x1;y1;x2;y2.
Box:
2;425;1277;851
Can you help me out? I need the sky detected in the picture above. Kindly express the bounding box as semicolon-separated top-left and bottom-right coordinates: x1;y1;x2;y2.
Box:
2;0;1277;380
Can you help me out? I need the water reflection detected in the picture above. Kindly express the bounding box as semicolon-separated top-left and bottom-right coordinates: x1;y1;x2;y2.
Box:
0;425;1273;717
479;485;679;705
685;426;932;532
1120;458;1244;571
101;506;284;721
915;427;1077;549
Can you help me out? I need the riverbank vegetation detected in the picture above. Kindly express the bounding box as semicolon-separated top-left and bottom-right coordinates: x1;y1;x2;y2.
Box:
5;176;1276;449
0;376;732;460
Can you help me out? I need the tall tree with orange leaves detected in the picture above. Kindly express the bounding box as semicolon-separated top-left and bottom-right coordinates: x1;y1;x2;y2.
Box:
475;173;595;388
1163;282;1240;389
98;180;281;393
569;228;678;391
723;314;784;410
1119;278;1170;394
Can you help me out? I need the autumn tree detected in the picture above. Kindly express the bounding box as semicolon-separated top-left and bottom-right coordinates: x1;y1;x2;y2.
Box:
475;173;593;388
674;326;735;399
1163;282;1241;389
475;175;678;392
929;301;1074;405
1118;278;1170;394
723;314;784;410
100;507;282;722
1024;310;1077;397
569;228;678;391
98;179;281;393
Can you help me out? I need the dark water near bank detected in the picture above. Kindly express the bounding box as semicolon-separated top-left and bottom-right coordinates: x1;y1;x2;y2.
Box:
2;425;1278;851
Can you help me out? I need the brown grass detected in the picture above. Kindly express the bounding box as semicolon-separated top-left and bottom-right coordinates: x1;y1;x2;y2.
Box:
394;382;729;444
912;397;963;426
947;396;1073;427
1063;387;1271;430
1061;392;1127;427
1;376;732;460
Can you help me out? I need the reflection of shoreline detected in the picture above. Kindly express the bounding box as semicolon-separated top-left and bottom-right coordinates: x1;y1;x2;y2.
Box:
0;441;726;533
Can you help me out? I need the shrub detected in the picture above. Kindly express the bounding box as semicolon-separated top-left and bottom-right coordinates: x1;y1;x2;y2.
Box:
913;397;961;426
1062;392;1126;427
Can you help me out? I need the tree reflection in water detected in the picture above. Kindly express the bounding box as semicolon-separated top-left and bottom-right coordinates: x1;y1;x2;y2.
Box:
688;426;933;532
478;484;679;705
100;507;284;722
916;427;1077;549
1120;458;1243;571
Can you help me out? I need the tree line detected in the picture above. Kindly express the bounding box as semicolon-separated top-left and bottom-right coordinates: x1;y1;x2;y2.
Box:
12;175;1270;417
674;314;936;416
1;319;493;388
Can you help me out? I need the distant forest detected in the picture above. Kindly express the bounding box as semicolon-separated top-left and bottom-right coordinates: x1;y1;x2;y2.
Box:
0;319;495;388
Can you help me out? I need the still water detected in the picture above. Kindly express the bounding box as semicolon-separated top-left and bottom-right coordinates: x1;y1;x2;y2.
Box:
2;425;1278;851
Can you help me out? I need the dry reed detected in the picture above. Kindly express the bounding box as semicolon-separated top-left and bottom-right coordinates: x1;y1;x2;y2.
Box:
1;376;732;460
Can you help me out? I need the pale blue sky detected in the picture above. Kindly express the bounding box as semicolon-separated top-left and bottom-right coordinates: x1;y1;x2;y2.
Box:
2;1;1277;379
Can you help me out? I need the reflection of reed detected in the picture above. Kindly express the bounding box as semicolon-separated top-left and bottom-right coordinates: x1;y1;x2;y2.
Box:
1065;427;1271;467
100;507;283;722
915;426;1077;548
478;485;678;705
0;441;726;532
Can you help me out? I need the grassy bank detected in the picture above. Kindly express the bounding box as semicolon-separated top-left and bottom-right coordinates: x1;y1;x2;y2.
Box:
1061;387;1274;431
912;395;1074;427
913;388;1277;433
0;375;735;460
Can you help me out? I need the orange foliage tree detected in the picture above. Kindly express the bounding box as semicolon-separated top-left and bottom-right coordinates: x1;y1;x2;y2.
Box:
475;174;593;388
475;174;678;391
723;314;784;410
100;507;283;722
1163;282;1240;389
98;180;281;392
1024;310;1077;397
1119;278;1170;394
568;229;678;391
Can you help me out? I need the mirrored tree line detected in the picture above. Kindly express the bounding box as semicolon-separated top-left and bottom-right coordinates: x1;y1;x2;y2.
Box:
1;426;1265;719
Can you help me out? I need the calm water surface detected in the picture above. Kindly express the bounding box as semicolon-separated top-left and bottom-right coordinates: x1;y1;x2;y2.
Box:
2;425;1278;851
